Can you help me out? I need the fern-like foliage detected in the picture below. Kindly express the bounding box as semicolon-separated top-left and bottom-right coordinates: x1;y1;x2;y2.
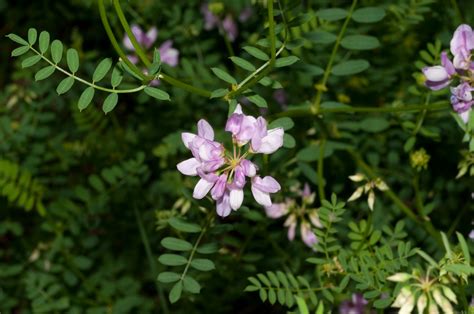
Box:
244;271;318;308
157;216;218;304
0;159;45;215
7;29;170;114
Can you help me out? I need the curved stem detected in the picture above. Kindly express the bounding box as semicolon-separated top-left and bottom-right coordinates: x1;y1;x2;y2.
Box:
30;46;146;93
113;0;151;67
98;0;146;81
160;73;212;98
312;0;358;114
111;0;213;97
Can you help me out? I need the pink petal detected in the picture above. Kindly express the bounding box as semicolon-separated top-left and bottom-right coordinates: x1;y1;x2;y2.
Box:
253;176;281;193
211;174;227;200
287;222;296;241
241;159;257;177
181;132;196;149
216;193;232;217
197;119;214;140
264;203;288;218
146;27;158;47
176;158;200;176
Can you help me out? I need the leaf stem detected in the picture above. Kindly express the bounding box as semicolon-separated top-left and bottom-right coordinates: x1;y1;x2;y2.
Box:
29;46;146;93
311;0;358;114
179;213;214;282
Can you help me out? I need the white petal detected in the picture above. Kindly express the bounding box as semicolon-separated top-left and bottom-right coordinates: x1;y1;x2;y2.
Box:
193;178;214;199
347;187;363;202
176;158;200;176
234;104;243;114
256;128;284;154
423;66;449;81
368;190;375;211
416;294;427;314
229;189;244;210
181;132;196;149
251;185;271;206
459;110;470;123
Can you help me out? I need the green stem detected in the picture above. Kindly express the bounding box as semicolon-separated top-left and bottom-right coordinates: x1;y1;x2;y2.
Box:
98;0;146;81
113;0;151;67
312;0;358;114
225;1;280;100
350;151;443;247
412;93;431;135
317;138;326;202
268;0;276;63
160;73;212;98
30;46;146;93
179;214;214;281
277;101;449;118
134;206;170;314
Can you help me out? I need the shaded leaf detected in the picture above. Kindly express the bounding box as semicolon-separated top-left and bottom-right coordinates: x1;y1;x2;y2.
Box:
352;7;386;23
102;93;118;114
161;237;193;251
190;259;215;271
35;66;55;81
157;272;180;283
158;254;187;266
78;87;95;111
144;87;170;101
50;40;63;63
93;58;112;82
67;48;79;73
56;77;75;95
331;59;370;76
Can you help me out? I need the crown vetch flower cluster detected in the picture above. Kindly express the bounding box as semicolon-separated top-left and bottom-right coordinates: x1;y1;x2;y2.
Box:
422;24;474;123
265;183;321;248
177;105;284;217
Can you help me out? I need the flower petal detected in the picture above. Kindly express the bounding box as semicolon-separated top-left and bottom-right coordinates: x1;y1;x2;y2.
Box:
197;119;214;140
256;128;284;154
177;158;200;176
264;203;288;218
216;193;232;217
229;189;244;210
251;184;271;206
193;178;215;199
181;132;196;149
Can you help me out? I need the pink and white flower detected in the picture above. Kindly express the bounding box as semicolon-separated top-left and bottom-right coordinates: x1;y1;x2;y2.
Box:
177;105;284;217
265;183;321;249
